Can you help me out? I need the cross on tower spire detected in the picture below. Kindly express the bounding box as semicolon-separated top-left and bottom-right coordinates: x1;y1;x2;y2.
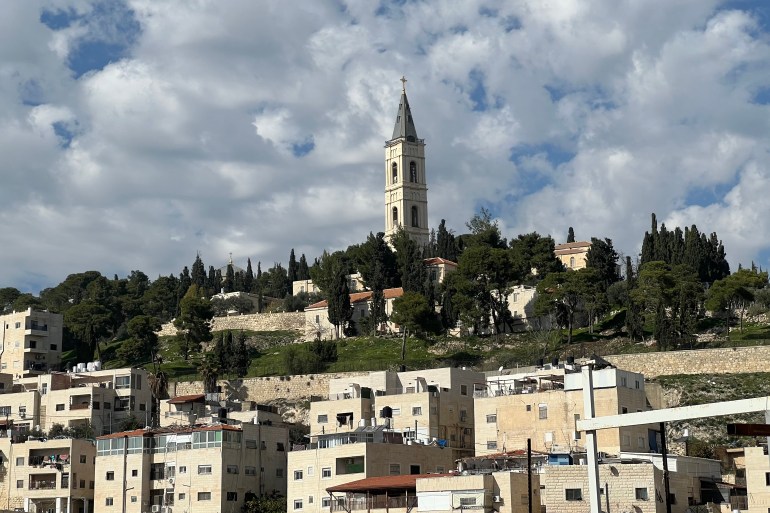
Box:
400;75;407;92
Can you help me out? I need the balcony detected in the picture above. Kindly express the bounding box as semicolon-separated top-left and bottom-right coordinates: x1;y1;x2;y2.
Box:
25;324;48;337
29;474;58;490
331;496;418;512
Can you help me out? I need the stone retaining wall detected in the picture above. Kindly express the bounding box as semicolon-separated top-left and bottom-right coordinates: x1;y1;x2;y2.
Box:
604;344;770;378
169;371;367;404
158;311;305;337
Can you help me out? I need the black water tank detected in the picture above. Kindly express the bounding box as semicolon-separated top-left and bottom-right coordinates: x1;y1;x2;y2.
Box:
567;356;575;364
552;357;559;367
537;358;544;367
380;406;393;418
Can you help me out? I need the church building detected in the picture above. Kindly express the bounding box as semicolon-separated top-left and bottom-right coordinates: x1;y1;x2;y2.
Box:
384;78;429;247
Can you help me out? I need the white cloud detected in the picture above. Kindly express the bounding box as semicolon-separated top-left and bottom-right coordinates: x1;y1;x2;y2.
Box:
1;0;770;291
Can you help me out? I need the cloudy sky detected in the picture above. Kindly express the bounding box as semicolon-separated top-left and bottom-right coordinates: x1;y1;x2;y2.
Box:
3;0;770;292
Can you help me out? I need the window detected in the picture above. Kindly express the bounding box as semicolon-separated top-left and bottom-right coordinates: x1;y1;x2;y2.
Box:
294;470;303;480
569;257;576;268
14;322;20;329
539;404;548;419
322;498;331;508
294;499;303;510
226;465;239;474
105;498;114;506
322;467;332;478
307;466;314;476
179;493;186;500
460;409;468;422
309;496;314;504
389;464;400;475
139;403;146;411
622;434;631;446
635;488;648;500
198;465;212;475
130;496;136;503
16;480;22;489
115;376;131;389
526;404;532;412
392;162;398;183
179;466;187;474
50;344;57;350
621;406;628;414
276;468;284;477
668;494;677;505
412;407;422;416
460;498;477;506
486;414;497;423
245;466;257;476
620;376;627;387
566;489;583;501
461;384;468;396
106;472;114;481
392;407;401;416
392;207;398;227
638;436;646;449
15;457;23;466
410;464;421;475
227;492;238;501
198;492;211;501
130;469;138;477
90;481;94;489
317;414;328;424
635;380;641;389
79;455;86;464
409;161;417;182
765;472;770;486
411;206;419;227
56;404;65;411
80;480;85;488
487;441;498;450
277;442;285;451
574;414;581;439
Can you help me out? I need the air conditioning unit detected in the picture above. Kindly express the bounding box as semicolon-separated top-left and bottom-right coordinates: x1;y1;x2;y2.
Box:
151;506;160;513
167;478;174;485
493;496;502;503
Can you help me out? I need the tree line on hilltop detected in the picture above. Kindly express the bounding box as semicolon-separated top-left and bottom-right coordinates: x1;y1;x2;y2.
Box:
1;211;766;384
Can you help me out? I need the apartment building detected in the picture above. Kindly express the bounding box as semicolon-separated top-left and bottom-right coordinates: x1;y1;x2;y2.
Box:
309;367;483;458
0;436;95;513
288;428;455;513
475;366;653;456
418;472;539;513
742;446;770;513
0;308;63;378
95;421;286;513
540;453;723;513
0;368;152;437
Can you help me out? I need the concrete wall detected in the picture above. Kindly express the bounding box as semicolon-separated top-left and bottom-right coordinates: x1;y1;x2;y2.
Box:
158;311;305;337
604;345;770;378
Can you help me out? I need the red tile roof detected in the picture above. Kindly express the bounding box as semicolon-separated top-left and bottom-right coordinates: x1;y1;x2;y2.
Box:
326;473;455;493
306;287;404;310
97;423;241;439
555;241;592;252
168;394;205;404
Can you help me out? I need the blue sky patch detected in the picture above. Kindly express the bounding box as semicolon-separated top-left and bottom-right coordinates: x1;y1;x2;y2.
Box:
52;121;77;148
684;177;738;207
19;79;45;106
468;69;488;112
502;16;522;32
479;7;498;18
510;143;576;168
40;8;76;30
291;137;315;157
751;86;770;105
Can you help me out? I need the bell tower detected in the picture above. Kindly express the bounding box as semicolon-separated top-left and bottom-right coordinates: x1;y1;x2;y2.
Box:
384;77;429;247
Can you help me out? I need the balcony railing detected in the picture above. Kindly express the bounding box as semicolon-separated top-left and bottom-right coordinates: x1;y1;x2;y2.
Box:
332;496;418;512
70;403;90;410
29;480;57;490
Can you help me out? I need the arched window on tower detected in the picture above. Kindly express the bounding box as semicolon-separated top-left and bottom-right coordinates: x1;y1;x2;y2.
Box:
409;161;417;182
411;206;419;228
392;207;399;227
392;163;398;184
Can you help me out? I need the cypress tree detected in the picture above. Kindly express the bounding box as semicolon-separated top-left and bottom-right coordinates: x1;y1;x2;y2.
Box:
298;254;310;280
244;258;254;293
288;249;298;283
224;263;235;293
191;254;206;289
567;227;575;243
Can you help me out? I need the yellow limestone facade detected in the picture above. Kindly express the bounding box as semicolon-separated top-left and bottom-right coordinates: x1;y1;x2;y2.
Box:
384;78;429;247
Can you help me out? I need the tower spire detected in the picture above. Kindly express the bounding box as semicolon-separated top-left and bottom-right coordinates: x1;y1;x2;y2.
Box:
391;77;418;142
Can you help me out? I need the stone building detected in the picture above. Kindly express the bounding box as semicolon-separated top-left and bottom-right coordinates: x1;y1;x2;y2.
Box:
474;365;654;457
0;308;63;378
0;436;96;513
417;472;540;513
95;421;286;512
304;287;404;341
555;241;592;270
385;78;429;247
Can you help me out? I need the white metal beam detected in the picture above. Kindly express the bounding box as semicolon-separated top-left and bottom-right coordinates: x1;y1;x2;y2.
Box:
577;395;770;431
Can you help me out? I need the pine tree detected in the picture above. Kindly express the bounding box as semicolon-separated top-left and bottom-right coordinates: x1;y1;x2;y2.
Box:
567;227;575;243
191;254;206;289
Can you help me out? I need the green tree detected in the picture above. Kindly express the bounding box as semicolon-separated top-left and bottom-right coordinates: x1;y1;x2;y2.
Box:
436;219;459;262
224;263;235;293
242;494;287;513
117;315;161;365
234;331;251;377
65;301;113;360
198;352;221;394
191;254;206;289
355;232;397;334
244;258;255;293
0;288;21;312
465;207;507;248
174;285;214;360
140;275;179;322
534;269;599;344
327;265;352;339
288;249;298;283
148;370;168;427
567;227;575;243
586;237;620;292
298;254;310;280
706;268;769;333
390;291;440;360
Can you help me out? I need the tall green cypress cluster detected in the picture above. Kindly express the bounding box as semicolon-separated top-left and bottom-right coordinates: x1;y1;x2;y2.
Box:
640;213;730;283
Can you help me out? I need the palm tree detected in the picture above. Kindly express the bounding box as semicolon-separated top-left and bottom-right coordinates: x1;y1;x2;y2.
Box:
197;354;221;395
148;370;168;427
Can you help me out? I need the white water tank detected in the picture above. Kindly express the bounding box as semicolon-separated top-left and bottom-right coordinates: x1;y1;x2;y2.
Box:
77;363;86;373
86;362;94;372
94;361;102;371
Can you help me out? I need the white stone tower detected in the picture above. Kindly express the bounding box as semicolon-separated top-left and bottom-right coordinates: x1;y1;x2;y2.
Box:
384;77;429;247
